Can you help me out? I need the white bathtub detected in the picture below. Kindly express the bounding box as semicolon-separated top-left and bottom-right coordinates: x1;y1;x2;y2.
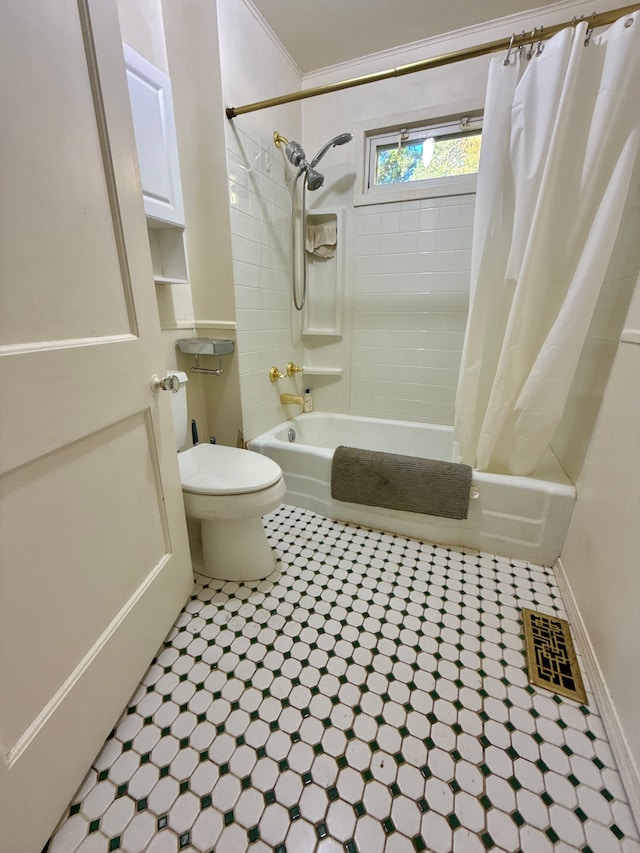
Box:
249;412;576;566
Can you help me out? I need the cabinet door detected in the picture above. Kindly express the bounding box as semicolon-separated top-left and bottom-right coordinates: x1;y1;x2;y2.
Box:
124;43;185;226
0;2;193;849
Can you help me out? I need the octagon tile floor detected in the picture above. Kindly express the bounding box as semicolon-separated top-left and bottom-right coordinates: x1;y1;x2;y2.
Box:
48;504;640;853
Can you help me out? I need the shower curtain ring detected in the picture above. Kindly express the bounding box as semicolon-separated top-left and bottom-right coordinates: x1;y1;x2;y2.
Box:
584;13;596;46
503;33;516;66
526;28;538;60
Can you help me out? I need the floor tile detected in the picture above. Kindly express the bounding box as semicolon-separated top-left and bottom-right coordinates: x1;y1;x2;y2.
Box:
48;504;639;852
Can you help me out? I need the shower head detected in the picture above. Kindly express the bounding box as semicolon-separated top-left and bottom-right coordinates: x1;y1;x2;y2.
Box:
308;132;352;168
285;132;350;192
305;168;324;191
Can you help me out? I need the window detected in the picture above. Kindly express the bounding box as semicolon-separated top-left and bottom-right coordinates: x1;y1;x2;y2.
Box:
358;112;482;205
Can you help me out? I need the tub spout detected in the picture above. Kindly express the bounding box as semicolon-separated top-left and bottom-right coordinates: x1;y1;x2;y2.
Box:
280;393;303;406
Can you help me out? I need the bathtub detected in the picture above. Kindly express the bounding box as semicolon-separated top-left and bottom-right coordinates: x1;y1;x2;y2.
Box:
249;412;576;566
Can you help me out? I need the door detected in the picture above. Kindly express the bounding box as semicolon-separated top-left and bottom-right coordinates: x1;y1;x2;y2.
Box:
0;2;193;850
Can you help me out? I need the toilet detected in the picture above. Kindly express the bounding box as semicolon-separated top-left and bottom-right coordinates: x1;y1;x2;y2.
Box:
170;372;285;581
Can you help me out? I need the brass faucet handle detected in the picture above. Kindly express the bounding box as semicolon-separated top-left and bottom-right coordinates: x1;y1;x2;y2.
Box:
269;366;286;382
286;362;304;376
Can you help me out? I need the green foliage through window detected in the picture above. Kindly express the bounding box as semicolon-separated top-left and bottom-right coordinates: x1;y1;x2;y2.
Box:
376;131;482;185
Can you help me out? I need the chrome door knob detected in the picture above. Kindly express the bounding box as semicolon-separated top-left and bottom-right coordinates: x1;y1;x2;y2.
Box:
151;374;180;393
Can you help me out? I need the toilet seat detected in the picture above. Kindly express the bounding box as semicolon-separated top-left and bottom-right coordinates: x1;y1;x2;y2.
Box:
178;443;282;495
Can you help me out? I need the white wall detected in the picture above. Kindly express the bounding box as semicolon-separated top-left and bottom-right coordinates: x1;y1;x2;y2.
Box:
117;0;246;447
161;0;243;447
116;0;205;441
559;277;640;804
217;0;305;440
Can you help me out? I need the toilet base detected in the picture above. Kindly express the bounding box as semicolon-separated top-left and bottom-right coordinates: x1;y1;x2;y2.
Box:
200;516;277;581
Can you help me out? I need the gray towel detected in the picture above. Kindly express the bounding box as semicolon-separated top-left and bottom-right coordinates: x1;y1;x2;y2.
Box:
331;446;473;520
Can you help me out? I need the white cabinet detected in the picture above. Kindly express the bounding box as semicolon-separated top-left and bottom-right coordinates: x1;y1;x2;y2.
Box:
123;44;188;286
123;44;185;226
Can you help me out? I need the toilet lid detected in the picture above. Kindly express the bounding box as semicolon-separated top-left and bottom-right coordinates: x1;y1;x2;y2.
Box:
178;443;283;495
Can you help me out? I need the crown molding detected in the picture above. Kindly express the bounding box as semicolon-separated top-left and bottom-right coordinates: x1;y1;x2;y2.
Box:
241;0;302;79
302;0;625;85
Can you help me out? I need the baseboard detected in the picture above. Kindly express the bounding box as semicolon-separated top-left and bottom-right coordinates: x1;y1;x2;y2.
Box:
554;557;640;830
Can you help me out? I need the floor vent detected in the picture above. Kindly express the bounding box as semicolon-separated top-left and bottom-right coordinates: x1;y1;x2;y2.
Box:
522;608;587;704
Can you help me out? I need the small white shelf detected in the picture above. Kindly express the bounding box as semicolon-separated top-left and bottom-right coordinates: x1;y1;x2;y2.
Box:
148;225;189;285
154;276;189;285
621;329;640;344
303;367;343;376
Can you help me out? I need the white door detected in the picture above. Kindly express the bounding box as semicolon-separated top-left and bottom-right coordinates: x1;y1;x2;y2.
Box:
0;2;193;850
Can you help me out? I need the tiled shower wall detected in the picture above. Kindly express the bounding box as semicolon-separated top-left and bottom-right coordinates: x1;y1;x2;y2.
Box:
226;133;475;436
227;143;637;451
226;126;300;441
350;195;474;424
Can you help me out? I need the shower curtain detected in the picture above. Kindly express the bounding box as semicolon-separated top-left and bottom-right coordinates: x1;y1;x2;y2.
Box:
453;14;640;476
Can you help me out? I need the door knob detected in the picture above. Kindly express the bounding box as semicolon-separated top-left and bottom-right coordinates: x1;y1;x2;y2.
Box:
151;374;180;393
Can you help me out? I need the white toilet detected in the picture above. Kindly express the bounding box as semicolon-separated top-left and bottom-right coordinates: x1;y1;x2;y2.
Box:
170;372;285;581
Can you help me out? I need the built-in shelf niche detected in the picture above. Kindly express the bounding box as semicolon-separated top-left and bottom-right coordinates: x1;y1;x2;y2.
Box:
303;208;343;337
148;221;188;284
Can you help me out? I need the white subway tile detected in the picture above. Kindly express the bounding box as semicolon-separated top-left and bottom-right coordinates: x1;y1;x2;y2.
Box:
416;231;438;252
439;204;462;229
436;229;460;252
418;208;440;230
356;212;382;236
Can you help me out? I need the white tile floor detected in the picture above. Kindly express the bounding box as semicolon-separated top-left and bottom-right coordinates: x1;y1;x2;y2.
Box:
48;504;640;853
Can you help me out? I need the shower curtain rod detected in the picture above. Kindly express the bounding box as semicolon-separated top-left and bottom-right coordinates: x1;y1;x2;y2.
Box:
225;3;640;119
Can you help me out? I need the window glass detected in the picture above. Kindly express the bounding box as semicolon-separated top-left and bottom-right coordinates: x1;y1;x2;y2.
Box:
375;129;482;185
361;114;483;202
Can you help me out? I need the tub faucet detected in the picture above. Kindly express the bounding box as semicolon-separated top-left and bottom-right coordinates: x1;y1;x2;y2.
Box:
280;393;303;406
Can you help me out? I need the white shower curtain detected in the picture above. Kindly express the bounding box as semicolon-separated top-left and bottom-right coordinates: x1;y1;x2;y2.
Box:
453;14;640;475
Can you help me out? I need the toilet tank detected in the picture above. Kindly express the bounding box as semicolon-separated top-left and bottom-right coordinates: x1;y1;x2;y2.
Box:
169;371;189;451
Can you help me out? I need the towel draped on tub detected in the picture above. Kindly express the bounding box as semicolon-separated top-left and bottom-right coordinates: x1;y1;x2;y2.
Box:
331;446;473;520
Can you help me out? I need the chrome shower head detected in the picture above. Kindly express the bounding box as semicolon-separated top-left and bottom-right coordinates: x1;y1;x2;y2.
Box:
308;132;353;168
305;168;325;191
284;140;306;167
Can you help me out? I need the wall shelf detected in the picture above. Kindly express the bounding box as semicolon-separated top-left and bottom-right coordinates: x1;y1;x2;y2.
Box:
303;367;343;376
148;224;189;285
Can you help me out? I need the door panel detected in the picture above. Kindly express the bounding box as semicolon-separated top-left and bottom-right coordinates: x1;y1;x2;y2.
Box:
0;0;193;849
0;0;132;346
0;412;169;750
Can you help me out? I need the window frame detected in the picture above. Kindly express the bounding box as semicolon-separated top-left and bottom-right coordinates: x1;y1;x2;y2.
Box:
354;106;483;207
